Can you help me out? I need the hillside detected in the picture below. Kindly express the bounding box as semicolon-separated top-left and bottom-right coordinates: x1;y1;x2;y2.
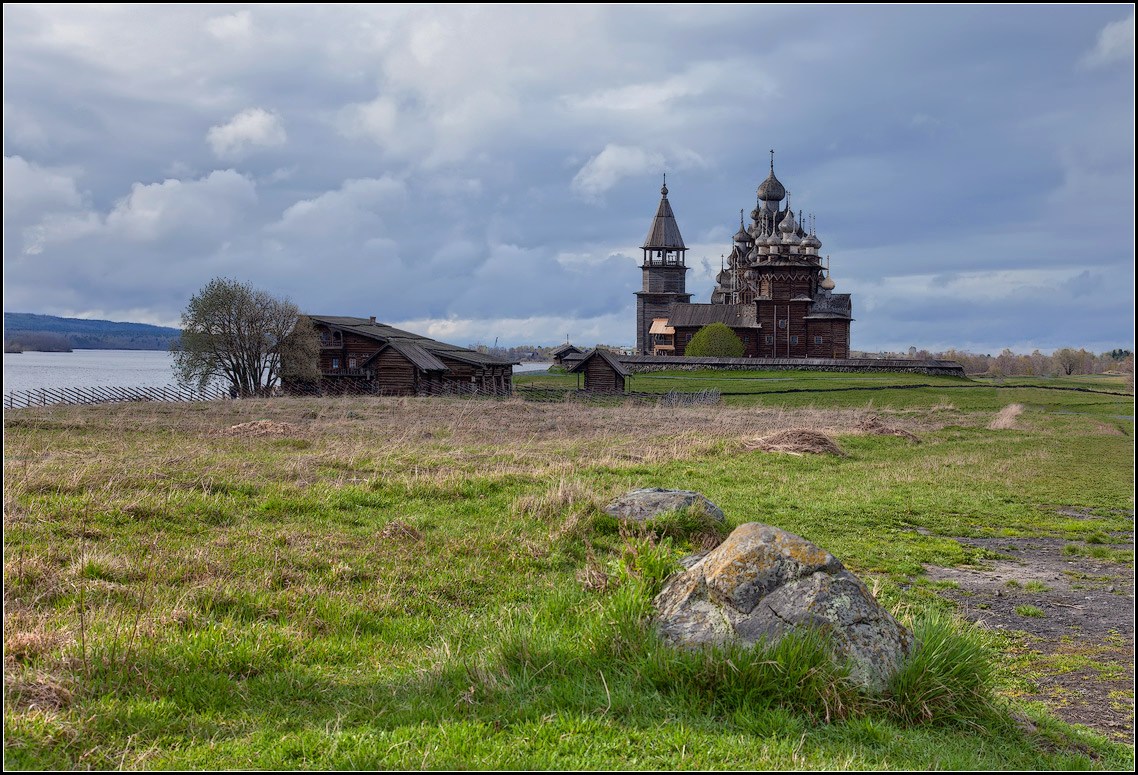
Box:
3;312;181;351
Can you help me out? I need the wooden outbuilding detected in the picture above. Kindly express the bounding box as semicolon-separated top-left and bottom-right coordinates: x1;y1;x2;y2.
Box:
551;343;583;365
567;348;630;393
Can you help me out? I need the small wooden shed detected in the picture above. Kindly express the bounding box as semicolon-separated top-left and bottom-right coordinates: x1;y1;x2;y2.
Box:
568;348;630;393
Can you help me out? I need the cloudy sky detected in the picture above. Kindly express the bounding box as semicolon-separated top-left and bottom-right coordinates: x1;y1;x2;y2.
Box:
3;4;1134;353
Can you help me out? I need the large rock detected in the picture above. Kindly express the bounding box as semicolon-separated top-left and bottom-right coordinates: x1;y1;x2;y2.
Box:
604;488;725;523
653;522;913;692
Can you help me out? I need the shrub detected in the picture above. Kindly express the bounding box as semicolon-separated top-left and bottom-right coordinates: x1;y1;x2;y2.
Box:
684;323;745;357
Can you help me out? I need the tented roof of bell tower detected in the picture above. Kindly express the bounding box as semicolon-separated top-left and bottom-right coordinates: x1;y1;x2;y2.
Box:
642;182;687;250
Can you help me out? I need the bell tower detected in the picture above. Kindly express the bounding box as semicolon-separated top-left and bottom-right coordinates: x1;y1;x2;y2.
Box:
635;177;691;354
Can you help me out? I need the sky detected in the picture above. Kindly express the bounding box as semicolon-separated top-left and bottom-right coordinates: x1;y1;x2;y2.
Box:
3;4;1134;354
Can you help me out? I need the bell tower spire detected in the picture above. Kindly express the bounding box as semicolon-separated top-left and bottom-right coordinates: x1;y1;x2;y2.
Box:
635;178;692;355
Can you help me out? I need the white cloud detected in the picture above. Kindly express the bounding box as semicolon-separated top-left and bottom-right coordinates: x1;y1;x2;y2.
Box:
1080;13;1134;69
571;144;707;201
571;145;665;201
3;155;84;217
271;176;407;235
103;169;257;242
563;61;757;113
14;167;259;255
206;10;253;41
206;108;286;160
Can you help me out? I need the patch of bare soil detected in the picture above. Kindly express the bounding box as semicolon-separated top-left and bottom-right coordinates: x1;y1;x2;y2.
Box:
923;514;1134;743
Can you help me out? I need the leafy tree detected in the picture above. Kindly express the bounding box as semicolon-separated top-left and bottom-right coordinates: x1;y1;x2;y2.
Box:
684;322;745;357
1053;347;1094;376
172;277;319;395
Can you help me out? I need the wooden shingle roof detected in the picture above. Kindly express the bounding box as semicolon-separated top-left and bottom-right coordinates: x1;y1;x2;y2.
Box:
567;348;631;377
308;315;518;367
367;341;448;372
668;303;759;329
642;185;687;250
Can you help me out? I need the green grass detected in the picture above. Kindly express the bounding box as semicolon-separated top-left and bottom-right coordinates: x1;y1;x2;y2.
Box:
4;373;1134;769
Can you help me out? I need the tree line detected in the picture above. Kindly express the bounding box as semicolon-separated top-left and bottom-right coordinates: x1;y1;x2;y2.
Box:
867;346;1133;378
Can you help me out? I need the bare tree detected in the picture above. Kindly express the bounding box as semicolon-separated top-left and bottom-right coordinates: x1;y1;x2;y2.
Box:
171;277;319;395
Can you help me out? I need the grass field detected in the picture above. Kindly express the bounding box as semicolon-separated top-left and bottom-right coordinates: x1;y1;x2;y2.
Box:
4;370;1134;769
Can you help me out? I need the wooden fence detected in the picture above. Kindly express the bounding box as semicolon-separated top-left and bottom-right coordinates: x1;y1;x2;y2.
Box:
3;384;230;410
5;383;729;410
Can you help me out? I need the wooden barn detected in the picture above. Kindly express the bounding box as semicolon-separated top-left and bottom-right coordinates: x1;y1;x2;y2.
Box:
568;348;630;393
285;315;517;396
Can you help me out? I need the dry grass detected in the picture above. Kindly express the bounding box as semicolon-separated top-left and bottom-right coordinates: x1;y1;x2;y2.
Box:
4;618;70;664
7;397;959;509
989;403;1025;430
744;428;846;457
575;541;612;592
210;419;301;437
4;667;72;711
855;414;921;443
378;520;424;542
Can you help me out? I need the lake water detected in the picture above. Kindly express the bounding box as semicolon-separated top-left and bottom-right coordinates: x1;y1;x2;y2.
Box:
3;349;182;395
2;350;553;396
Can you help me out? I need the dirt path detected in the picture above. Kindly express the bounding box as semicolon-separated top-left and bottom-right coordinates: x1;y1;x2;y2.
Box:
923;516;1134;743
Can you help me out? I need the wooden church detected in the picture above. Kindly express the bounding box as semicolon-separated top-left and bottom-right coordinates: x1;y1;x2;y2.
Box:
635;153;852;359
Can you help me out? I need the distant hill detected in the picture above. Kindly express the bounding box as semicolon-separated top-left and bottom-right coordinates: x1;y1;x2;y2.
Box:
4;312;181;351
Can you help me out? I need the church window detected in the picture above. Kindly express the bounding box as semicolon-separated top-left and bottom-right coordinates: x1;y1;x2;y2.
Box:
778;319;787;330
349;357;357;369
814;336;823;345
765;335;773;344
790;335;799;345
331;357;340;370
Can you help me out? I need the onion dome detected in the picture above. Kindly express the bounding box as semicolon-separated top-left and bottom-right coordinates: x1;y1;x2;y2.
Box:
757;150;786;203
802;233;822;250
820;254;836;290
734;225;752;244
778;209;801;245
757;170;785;203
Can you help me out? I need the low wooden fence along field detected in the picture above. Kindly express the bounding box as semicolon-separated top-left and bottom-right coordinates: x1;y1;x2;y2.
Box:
514;386;721;405
3;384;230;409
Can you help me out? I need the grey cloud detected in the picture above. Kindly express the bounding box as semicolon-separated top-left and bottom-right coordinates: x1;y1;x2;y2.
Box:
2;5;1132;351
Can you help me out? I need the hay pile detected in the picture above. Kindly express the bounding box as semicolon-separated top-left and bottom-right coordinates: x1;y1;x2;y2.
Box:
745;428;845;456
212;419;300;437
988;403;1024;430
378;520;423;542
856;414;921;443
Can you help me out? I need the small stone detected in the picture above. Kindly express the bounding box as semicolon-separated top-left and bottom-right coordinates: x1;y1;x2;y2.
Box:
604;488;725;523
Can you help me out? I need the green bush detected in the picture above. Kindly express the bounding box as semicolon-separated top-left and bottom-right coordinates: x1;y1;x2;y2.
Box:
684;323;745;357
